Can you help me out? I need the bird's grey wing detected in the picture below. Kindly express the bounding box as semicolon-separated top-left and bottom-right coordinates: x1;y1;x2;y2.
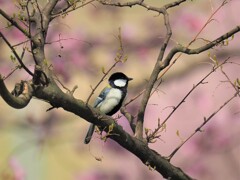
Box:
93;87;111;108
84;87;111;144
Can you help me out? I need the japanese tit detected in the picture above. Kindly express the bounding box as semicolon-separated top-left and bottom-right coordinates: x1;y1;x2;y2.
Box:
84;72;133;144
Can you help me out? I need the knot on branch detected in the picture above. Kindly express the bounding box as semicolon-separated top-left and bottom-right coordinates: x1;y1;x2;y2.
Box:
0;75;33;109
33;65;49;86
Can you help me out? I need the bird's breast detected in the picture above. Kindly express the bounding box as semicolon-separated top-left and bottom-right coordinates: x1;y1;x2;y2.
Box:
99;88;123;114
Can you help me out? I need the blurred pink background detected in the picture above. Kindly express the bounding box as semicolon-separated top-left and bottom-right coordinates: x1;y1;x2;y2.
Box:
0;1;240;180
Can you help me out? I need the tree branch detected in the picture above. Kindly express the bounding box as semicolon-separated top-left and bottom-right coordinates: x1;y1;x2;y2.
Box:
1;1;239;179
164;25;240;68
100;0;187;13
34;83;193;180
0;32;34;76
0;8;30;38
121;0;229;108
86;28;125;104
29;0;59;68
120;107;136;133
167;90;238;160
43;0;59;16
100;0;187;140
146;58;230;143
135;9;172;140
51;0;96;19
0;76;33;109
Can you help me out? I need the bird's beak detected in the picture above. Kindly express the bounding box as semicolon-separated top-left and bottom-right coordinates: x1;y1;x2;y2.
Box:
128;77;133;81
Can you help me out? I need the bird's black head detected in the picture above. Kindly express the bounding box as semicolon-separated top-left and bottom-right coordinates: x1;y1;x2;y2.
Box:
108;72;133;88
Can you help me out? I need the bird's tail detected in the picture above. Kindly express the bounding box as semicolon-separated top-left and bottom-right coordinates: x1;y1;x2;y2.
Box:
84;124;95;144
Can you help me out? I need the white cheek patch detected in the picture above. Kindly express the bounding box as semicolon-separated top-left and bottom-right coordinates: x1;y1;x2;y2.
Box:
114;79;127;87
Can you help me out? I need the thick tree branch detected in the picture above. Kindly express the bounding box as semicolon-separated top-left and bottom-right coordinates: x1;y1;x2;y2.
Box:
1;1;239;179
135;9;172;139
0;76;33;109
100;0;186;13
34;83;193;180
29;1;59;69
43;0;59;15
164;25;240;69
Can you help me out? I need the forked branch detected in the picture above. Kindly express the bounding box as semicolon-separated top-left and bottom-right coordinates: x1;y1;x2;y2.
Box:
135;9;172;140
164;25;240;67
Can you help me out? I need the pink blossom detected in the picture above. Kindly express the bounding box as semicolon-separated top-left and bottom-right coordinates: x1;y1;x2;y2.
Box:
181;14;203;32
9;157;26;180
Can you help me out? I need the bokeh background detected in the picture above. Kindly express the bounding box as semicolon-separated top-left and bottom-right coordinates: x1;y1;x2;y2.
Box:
0;0;240;179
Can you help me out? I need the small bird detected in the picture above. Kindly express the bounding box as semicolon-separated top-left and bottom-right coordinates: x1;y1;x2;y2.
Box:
84;72;133;144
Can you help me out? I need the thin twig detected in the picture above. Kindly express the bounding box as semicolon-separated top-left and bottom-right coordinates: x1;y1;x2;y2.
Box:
86;60;121;104
167;90;238;161
53;73;78;96
124;89;145;106
3;66;20;80
220;67;240;96
0;8;30;38
3;48;27;80
0;32;34;76
46;36;92;47
86;28;125;104
170;61;227;116
51;0;96;19
147;58;230;142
